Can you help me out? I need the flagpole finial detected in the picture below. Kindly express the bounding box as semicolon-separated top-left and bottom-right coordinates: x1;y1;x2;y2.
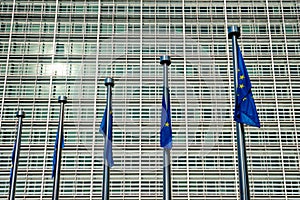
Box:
228;25;240;39
160;55;171;66
16;110;25;118
58;96;67;103
104;77;114;87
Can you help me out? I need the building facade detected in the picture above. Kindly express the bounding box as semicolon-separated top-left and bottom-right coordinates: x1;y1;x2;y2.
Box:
0;0;299;199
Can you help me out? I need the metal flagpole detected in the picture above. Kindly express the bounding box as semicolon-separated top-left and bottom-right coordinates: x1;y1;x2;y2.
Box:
228;25;250;200
102;77;114;200
8;110;25;200
160;55;172;200
52;96;67;200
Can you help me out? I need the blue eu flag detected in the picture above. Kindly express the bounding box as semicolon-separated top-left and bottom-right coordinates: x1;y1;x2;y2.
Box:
99;106;114;168
10;140;16;186
160;88;172;149
234;46;260;128
52;127;64;178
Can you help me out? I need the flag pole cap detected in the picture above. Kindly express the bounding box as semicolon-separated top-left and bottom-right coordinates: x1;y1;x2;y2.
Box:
58;96;67;103
160;55;171;66
104;77;114;87
228;25;240;39
16;110;25;118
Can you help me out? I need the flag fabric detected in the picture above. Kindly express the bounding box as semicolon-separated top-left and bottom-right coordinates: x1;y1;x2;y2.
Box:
10;140;16;186
52;127;64;178
234;45;260;128
160;88;172;149
99;106;114;168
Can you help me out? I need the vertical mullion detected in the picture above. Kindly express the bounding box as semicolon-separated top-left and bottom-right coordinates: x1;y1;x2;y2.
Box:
88;1;102;199
139;1;143;199
265;0;288;199
181;0;190;199
223;0;239;199
279;0;300;171
0;0;16;129
40;0;59;198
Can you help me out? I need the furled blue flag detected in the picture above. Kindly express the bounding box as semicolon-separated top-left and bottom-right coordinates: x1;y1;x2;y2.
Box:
52;127;64;178
234;46;260;127
99;106;114;168
10;140;16;186
160;88;172;149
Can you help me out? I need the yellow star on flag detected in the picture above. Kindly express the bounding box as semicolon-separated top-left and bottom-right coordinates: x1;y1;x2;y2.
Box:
240;75;245;80
165;122;169;127
239;84;244;89
243;97;247;101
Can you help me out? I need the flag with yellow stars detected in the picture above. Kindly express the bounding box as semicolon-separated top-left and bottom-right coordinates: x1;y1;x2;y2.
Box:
100;106;114;167
52;126;64;178
234;46;260;128
160;88;172;149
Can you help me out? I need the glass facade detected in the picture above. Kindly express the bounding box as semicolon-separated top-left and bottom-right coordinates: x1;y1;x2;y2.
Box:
0;0;299;199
